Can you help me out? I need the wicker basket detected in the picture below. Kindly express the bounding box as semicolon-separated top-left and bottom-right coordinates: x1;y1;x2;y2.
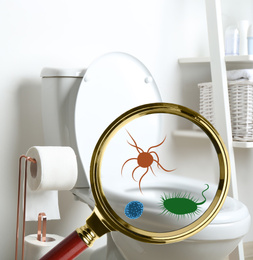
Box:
198;82;215;127
198;80;253;142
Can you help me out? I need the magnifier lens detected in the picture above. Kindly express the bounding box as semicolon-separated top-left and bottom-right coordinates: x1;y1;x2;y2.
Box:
100;113;219;233
41;103;229;260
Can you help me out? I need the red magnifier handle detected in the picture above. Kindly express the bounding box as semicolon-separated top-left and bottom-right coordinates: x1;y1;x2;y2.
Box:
40;211;111;259
40;231;88;260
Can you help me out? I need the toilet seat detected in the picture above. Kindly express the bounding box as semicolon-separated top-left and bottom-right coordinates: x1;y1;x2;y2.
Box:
104;173;250;241
191;196;251;241
75;52;162;185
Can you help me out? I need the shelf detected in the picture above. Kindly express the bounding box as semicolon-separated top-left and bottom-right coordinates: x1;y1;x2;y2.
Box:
178;55;253;64
225;55;253;63
233;141;253;148
173;130;253;148
172;130;207;139
178;57;210;64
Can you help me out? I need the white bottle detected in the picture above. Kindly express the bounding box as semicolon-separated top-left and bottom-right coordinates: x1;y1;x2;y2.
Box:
239;20;249;55
225;26;239;56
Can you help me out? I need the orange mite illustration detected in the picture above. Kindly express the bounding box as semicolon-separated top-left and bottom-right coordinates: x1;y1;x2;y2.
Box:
121;131;175;193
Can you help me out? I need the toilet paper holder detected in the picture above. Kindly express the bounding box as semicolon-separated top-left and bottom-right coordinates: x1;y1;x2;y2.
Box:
15;155;37;260
37;212;47;242
15;147;78;259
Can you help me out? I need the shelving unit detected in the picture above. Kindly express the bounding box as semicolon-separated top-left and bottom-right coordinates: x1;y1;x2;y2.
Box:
178;53;253;150
179;55;253;64
177;1;247;259
173;130;253;148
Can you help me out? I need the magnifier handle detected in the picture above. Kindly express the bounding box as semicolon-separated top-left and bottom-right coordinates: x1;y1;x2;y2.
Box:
40;231;88;260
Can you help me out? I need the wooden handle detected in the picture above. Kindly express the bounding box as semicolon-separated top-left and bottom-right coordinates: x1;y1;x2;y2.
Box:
40;231;88;260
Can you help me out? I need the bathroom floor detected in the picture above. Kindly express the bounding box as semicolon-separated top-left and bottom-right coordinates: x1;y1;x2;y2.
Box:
76;248;253;260
225;255;253;260
74;243;253;260
224;252;253;260
74;239;253;260
76;250;253;260
225;242;253;260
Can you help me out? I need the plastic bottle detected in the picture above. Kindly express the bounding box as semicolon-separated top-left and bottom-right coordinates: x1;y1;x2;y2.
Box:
225;25;239;56
248;24;253;55
239;20;249;55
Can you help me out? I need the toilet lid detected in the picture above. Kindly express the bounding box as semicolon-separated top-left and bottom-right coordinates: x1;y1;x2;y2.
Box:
75;52;162;186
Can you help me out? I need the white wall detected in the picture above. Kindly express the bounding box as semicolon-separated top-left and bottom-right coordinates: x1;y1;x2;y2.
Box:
1;0;252;259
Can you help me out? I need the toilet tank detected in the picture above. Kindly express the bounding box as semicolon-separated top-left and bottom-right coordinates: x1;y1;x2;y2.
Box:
41;68;89;188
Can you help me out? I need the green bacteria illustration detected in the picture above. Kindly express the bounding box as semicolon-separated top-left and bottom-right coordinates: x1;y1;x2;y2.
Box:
159;184;209;218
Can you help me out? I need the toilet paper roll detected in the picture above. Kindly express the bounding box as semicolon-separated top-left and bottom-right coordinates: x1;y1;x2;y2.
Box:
25;146;78;220
24;234;64;260
26;146;78;191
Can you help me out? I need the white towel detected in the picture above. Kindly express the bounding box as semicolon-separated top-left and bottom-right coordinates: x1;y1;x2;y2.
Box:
227;69;253;81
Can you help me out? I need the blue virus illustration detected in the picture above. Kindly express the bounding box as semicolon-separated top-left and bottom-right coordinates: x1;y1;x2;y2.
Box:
159;184;209;219
124;201;144;219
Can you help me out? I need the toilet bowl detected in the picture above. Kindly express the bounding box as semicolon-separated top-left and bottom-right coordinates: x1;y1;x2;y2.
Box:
104;175;250;260
41;52;251;260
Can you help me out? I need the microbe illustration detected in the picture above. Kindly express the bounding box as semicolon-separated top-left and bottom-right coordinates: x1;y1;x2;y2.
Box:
121;131;175;193
124;201;144;219
159;184;210;218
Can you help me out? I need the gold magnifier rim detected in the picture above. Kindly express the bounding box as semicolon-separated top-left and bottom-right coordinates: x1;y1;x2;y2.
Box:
90;102;230;244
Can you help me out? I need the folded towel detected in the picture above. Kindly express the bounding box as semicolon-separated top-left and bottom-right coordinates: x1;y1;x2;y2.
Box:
227;69;253;81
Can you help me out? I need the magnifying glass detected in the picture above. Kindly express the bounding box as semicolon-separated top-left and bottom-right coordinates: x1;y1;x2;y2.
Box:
40;102;230;260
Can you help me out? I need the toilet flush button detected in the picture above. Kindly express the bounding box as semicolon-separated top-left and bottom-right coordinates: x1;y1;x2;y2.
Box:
144;76;153;84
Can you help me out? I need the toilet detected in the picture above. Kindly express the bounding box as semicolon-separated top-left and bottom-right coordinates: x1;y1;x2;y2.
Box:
41;52;251;260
